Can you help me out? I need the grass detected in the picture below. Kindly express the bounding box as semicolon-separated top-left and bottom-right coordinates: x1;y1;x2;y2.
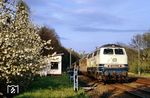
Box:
14;74;88;98
128;72;150;78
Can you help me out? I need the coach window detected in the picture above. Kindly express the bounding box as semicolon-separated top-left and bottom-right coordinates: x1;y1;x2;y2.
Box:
103;49;113;54
115;49;124;55
51;62;59;69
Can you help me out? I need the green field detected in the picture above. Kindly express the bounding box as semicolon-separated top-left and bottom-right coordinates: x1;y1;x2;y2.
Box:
128;72;150;78
14;74;88;98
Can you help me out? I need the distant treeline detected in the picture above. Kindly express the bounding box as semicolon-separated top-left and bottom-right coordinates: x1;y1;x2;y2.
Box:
38;26;80;71
117;33;150;74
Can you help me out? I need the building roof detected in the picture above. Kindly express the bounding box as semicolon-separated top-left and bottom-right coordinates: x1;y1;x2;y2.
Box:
52;53;64;56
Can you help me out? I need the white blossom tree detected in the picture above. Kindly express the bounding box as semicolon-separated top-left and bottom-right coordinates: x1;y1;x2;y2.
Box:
0;0;52;92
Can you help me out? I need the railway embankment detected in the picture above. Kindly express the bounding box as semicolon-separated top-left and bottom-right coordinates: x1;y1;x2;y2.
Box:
79;74;150;98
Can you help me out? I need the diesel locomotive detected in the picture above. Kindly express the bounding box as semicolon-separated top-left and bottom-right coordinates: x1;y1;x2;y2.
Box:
79;44;128;82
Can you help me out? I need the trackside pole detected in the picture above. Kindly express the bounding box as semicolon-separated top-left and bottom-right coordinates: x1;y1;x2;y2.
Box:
73;68;78;92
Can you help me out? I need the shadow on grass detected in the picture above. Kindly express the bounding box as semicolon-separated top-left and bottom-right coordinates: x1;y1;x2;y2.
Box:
15;74;88;98
17;92;89;98
67;92;89;98
27;74;72;91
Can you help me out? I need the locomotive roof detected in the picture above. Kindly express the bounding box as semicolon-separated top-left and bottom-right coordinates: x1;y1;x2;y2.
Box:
100;44;122;48
86;44;123;56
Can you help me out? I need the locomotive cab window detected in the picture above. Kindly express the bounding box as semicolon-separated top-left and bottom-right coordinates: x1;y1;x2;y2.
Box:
115;49;124;55
103;49;113;54
51;62;59;69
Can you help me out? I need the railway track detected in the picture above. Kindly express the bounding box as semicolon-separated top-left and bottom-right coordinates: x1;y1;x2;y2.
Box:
111;77;150;98
123;84;150;94
135;78;150;85
87;81;149;98
111;84;150;98
109;77;150;98
79;75;150;98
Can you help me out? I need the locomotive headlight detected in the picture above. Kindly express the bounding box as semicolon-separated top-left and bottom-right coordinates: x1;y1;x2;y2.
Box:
119;65;125;67
104;64;110;68
104;64;108;67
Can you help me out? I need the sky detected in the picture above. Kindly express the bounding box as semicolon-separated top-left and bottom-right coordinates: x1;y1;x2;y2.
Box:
25;0;150;53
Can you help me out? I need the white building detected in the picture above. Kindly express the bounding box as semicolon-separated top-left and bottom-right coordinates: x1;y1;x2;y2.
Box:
38;53;63;76
47;53;63;75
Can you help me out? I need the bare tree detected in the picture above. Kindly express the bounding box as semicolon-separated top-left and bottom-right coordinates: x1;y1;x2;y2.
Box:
130;33;150;74
131;34;146;50
143;33;150;48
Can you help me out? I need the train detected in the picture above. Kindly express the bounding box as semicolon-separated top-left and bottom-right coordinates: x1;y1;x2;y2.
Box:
78;44;128;82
